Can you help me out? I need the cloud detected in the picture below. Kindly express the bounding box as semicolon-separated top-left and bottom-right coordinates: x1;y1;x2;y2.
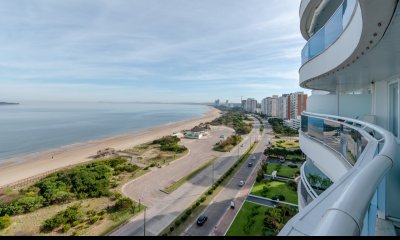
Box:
0;0;305;102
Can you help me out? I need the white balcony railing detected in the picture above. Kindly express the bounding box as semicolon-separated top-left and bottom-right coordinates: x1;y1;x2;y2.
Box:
279;112;396;236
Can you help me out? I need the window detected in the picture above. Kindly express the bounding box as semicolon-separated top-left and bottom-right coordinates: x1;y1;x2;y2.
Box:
389;81;399;137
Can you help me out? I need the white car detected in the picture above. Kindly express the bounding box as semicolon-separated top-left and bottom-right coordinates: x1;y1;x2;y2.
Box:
252;156;256;160
239;180;245;187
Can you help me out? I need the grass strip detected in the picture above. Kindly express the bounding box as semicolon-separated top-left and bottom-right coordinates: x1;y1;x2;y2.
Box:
164;157;219;194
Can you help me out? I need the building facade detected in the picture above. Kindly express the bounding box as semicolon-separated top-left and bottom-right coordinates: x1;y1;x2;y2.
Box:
244;98;257;113
289;92;308;120
280;0;400;236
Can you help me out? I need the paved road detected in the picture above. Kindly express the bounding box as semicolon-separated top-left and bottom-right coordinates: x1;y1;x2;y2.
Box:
182;118;274;236
111;121;260;236
121;126;233;208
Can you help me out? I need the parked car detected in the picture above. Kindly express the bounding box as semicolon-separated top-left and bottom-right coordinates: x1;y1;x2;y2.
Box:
230;201;235;209
252;156;256;160
197;215;208;226
239;180;245;187
248;162;253;167
220;135;225;139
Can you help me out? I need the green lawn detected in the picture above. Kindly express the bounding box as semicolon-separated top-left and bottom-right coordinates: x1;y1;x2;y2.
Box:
266;164;299;179
251;181;298;204
226;201;270;236
273;140;299;149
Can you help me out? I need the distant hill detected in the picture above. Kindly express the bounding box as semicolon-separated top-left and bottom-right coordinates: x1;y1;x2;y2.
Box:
0;102;19;105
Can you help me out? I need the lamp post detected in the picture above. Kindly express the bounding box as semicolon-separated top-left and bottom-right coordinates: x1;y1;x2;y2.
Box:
144;206;146;236
212;162;215;185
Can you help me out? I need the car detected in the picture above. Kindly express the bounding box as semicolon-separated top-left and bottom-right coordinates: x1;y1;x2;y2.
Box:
230;201;235;209
240;144;244;147
239;180;245;187
248;162;253;167
252;156;256;160
196;215;208;226
220;135;225;139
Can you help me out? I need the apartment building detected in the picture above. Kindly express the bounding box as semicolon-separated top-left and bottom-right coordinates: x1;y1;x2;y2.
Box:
244;98;257;113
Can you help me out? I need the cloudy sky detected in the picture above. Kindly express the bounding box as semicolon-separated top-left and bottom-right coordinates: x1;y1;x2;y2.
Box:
0;0;307;103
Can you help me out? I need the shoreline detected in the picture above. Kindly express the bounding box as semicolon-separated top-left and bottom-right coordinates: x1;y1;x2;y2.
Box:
0;106;221;188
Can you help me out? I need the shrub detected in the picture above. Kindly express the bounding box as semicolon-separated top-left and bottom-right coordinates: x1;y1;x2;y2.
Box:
288;164;298;169
41;204;83;233
89;216;101;225
169;226;175;232
111;192;122;201
175;220;181;227
0;215;11;230
287;181;297;191
113;198;133;212
207;190;213;195
196;202;200;207
200;197;206;203
124;164;139;173
185;209;192;216
180;215;188;222
62;224;71;233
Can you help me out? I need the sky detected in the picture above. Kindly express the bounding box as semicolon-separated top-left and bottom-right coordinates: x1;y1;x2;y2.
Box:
0;0;308;103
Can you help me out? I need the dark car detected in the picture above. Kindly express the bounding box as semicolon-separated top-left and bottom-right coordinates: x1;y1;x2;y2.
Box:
248;162;253;167
197;215;208;226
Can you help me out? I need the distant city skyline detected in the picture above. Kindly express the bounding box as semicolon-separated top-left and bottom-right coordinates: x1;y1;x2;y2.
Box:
0;0;308;103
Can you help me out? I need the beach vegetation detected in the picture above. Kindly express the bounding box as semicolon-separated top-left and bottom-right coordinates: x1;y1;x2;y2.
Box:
0;158;139;218
0;215;11;230
210;112;252;135
153;136;187;153
213;135;242;152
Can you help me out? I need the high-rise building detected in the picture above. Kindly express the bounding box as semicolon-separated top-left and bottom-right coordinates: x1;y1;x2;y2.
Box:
261;95;279;117
277;94;290;119
214;99;220;106
244;98;257;113
280;0;399;236
289;92;308;120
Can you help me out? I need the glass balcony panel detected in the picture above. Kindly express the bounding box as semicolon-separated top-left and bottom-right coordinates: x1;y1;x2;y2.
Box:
323;120;341;153
301;0;357;64
308;117;324;141
324;7;344;47
301;115;309;134
305;160;333;193
301;115;369;166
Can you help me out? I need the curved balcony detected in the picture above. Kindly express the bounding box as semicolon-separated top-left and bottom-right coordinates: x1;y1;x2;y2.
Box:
279;112;396;236
301;0;357;65
299;0;398;89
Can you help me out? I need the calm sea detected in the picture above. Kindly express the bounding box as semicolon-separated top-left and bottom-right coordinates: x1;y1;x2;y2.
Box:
0;102;209;161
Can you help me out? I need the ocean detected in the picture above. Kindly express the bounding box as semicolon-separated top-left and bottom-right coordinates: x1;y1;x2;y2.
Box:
0;102;209;161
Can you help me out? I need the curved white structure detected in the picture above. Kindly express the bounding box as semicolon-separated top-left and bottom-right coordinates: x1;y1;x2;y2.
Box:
300;131;351;181
280;113;396;236
299;0;398;90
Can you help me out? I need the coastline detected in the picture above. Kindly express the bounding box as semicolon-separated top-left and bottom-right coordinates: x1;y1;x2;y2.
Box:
0;106;221;188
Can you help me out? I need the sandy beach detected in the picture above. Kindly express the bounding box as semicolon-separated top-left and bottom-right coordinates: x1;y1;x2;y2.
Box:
0;107;221;188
